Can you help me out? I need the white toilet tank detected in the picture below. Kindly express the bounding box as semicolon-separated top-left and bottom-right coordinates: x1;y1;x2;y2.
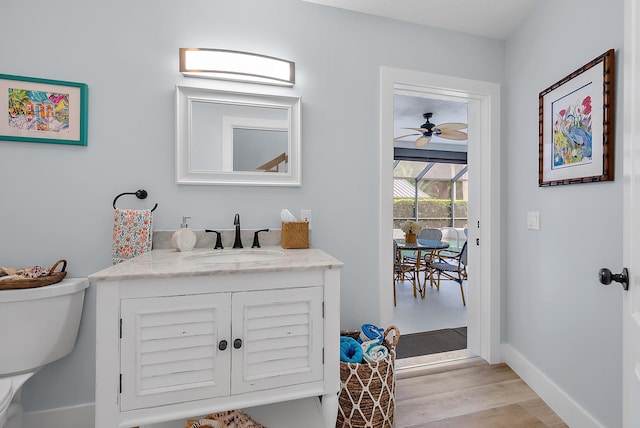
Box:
0;278;89;376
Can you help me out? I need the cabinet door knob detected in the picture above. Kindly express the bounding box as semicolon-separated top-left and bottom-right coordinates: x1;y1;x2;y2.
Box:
218;340;228;351
233;338;243;349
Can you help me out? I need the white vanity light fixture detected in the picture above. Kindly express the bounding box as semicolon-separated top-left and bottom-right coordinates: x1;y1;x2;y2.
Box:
179;48;295;87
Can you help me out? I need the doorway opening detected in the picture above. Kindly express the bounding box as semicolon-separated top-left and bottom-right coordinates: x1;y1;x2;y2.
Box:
391;95;471;362
379;67;502;365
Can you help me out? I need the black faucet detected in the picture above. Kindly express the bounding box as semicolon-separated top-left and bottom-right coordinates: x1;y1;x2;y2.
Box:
233;213;243;248
252;229;270;248
205;230;224;249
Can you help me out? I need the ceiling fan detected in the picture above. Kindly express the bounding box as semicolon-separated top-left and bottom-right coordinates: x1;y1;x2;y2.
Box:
395;112;467;147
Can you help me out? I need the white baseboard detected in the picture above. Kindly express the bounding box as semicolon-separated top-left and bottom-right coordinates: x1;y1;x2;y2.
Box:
503;344;604;428
23;402;95;428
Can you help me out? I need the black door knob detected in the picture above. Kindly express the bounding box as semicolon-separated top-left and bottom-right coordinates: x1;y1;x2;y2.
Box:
233;338;243;349
218;340;228;351
598;267;629;291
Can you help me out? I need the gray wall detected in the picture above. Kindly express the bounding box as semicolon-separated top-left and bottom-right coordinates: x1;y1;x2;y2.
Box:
505;0;623;426
0;0;505;412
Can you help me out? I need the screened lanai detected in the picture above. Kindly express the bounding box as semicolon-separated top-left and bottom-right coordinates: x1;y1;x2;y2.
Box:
392;92;469;250
393;160;468;230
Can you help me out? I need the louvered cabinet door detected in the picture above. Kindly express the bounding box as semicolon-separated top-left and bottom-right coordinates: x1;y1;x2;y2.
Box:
231;286;324;395
120;293;232;411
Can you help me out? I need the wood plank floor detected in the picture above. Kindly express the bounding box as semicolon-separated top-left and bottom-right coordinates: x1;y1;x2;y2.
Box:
395;359;568;428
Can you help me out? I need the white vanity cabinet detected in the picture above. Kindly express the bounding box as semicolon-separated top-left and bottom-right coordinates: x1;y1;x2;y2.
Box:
119;287;324;411
91;248;342;428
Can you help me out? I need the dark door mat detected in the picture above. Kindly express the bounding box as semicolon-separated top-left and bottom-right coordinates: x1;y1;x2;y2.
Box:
396;327;467;359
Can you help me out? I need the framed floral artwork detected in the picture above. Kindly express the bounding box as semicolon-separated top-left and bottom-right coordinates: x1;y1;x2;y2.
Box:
538;49;615;186
0;73;88;146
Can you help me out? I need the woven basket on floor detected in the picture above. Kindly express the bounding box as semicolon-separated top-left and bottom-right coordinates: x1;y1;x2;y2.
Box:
336;325;400;428
185;409;266;428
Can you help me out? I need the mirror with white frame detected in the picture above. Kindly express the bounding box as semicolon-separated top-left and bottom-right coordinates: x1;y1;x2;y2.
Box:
176;86;301;186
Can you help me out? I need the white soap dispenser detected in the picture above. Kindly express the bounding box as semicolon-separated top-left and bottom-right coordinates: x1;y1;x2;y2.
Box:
171;216;197;252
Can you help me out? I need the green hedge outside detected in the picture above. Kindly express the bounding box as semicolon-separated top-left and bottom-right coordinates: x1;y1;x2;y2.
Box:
393;198;468;229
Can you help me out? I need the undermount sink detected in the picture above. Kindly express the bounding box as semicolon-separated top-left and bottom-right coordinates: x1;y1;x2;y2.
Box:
187;249;286;263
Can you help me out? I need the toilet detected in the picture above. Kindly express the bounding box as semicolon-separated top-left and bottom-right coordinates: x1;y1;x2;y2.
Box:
0;379;12;427
0;278;89;428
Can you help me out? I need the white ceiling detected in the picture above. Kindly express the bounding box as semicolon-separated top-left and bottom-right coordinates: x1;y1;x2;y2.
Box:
301;0;540;40
393;94;469;150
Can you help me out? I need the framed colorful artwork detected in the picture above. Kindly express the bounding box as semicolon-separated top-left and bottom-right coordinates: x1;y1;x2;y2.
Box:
539;49;615;186
0;73;88;146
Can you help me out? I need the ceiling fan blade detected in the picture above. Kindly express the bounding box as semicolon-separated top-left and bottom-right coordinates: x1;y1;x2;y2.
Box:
404;127;429;133
415;136;431;147
436;122;467;131
439;130;468;140
394;133;420;141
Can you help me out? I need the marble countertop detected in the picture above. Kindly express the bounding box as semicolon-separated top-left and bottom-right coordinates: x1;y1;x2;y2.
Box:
89;247;343;281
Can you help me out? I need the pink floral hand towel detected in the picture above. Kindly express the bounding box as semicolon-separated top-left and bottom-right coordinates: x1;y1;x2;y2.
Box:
112;208;153;264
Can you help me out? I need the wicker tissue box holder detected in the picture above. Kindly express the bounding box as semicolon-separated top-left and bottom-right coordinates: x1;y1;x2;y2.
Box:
281;221;309;249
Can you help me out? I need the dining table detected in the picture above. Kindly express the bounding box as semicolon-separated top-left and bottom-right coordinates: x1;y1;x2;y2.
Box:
395;238;450;298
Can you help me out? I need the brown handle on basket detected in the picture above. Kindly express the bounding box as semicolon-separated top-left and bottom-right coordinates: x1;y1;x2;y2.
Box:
384;325;400;349
48;259;67;275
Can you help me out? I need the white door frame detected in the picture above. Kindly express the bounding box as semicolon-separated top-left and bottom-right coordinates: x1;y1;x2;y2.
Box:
379;66;502;363
623;0;640;425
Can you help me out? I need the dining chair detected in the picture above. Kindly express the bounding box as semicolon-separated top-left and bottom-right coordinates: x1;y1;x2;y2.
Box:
412;228;443;288
428;241;468;305
418;228;443;241
393;240;418;305
434;227;468;261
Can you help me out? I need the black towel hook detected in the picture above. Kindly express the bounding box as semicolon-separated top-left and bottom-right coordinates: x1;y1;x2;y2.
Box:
112;189;158;212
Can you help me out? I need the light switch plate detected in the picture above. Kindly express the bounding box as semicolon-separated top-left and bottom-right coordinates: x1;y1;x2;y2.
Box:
527;211;540;230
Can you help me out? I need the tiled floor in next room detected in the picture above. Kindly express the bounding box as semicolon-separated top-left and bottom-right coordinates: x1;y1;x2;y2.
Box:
392;275;468;335
393;275;472;368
